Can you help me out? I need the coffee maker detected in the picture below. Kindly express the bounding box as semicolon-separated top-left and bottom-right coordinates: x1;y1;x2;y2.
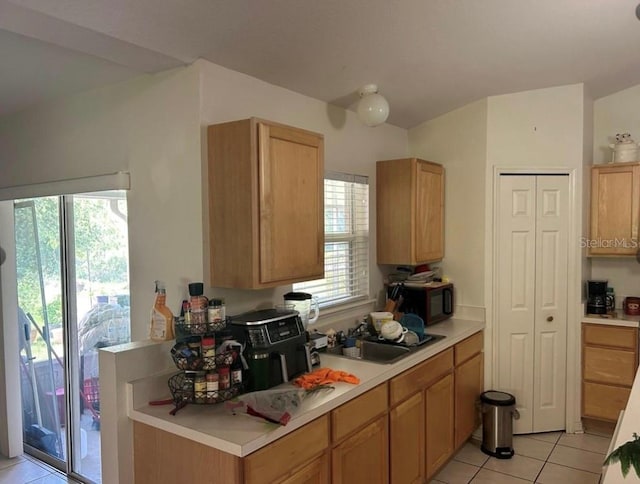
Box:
230;308;312;391
587;280;608;315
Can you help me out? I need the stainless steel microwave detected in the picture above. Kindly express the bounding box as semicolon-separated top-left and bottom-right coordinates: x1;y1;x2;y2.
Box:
395;282;454;325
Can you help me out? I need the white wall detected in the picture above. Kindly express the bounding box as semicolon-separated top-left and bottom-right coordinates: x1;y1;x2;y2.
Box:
408;99;488;308
197;59;409;317
592;84;640;302
486;84;585;167
485;83;587;432
0;66;202;341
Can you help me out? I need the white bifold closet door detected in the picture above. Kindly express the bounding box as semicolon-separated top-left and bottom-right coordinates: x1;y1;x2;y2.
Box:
497;174;569;434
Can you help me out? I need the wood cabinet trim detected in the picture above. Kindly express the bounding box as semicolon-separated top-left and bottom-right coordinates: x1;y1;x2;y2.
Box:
244;415;329;484
583;323;639;350
331;383;388;443
454;332;483;366
390;348;453;406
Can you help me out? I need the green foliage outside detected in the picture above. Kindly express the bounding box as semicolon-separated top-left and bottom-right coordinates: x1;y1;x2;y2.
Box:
15;194;130;360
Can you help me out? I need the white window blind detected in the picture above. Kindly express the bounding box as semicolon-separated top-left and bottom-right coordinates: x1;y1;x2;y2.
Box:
294;172;369;307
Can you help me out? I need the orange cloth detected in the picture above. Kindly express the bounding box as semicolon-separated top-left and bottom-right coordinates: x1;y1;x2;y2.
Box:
293;367;360;389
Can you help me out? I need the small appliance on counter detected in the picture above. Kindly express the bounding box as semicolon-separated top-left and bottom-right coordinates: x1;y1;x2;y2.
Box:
390;282;454;325
230;308;312;391
586;280;608;315
283;292;319;329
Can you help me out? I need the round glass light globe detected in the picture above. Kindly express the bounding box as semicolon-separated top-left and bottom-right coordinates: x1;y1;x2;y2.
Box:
357;93;390;127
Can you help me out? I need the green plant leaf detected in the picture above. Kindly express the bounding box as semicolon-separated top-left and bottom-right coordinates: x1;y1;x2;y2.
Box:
604;433;640;478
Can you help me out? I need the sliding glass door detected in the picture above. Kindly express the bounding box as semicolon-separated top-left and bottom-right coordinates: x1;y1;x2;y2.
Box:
15;191;130;483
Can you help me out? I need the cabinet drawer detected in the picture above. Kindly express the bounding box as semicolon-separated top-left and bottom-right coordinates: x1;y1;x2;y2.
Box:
390;349;453;406
583;324;638;350
455;332;483;366
583;382;631;422
245;415;329;484
332;383;388;442
583;346;636;386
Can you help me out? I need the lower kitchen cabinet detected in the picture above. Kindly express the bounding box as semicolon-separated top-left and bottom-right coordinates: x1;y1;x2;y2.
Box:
582;323;639;422
454;351;484;448
133;332;485;484
133;421;243;483
388;332;484;483
389;392;424;484
425;373;454;479
277;453;330;484
331;416;389;484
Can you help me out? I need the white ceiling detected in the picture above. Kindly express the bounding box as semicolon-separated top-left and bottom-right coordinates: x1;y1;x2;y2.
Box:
2;0;640;128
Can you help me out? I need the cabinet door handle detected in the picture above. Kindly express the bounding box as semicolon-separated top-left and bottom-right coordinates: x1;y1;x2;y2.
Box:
547;316;554;322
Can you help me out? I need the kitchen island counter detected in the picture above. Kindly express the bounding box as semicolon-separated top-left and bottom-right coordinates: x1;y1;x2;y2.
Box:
127;318;484;457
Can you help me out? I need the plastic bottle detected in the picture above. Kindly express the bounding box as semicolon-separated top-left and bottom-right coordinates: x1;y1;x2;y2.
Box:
149;280;175;341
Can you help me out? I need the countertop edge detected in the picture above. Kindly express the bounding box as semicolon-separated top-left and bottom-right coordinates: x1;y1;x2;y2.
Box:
128;318;485;457
582;317;640;328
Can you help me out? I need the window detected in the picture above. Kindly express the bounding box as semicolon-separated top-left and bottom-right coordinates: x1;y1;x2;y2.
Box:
294;172;369;307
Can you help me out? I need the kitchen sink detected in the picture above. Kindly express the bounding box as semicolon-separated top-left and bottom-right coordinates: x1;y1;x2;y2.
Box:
327;334;446;364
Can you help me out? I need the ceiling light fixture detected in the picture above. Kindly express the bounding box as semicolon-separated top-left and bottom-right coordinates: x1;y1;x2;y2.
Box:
357;84;390;127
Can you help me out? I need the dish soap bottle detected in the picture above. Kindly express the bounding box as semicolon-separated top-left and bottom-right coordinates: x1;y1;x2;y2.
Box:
150;280;174;341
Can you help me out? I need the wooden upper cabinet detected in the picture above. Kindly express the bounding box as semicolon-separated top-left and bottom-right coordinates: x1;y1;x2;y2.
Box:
208;118;324;288
590;163;640;256
377;158;444;265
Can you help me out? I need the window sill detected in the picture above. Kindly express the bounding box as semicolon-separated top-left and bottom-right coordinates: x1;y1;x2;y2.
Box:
313;297;378;332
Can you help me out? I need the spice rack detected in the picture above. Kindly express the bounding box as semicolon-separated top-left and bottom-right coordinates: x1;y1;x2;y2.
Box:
168;317;244;410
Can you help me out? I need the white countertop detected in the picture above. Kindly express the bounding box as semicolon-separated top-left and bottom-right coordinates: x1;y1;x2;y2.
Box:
127;318;484;457
582;314;640;328
602;368;640;483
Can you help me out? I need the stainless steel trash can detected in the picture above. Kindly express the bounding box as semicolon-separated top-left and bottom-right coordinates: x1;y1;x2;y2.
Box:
480;390;518;459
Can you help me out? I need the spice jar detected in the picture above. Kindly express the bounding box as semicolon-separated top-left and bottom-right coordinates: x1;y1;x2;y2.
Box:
218;366;230;390
206;372;219;403
208;298;226;324
202;336;216;370
188;282;208;326
193;372;207;403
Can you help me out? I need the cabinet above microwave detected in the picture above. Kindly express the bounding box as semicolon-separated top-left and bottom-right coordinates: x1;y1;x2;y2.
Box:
377;158;444;265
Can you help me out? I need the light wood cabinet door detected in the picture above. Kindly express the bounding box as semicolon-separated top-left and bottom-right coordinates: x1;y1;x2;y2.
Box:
208;118;324;288
455;352;483;448
332;383;388;442
245;415;329;484
276;453;329;484
583;382;632;422
134;422;243;484
377;158;444;265
581;324;639;423
583;323;638;349
425;373;454;479
415;160;444;263
583;346;636;386
332;416;389;484
589;163;640;256
389;391;424;484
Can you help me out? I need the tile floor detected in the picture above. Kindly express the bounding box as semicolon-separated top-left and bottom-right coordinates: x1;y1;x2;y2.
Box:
0;453;80;484
433;431;611;483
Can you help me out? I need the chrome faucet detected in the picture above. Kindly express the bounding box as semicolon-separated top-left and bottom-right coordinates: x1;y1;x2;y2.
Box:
348;320;370;338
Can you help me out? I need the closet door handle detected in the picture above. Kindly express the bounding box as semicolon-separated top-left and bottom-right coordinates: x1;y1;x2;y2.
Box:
547;316;554;322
